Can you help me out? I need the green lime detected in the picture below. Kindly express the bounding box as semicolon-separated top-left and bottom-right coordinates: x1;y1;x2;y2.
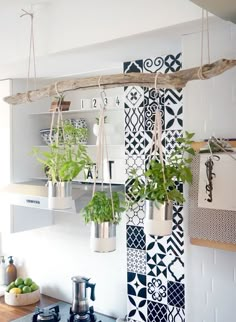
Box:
18;284;25;290
15;277;24;287
22;285;31;293
24;277;32;286
30;283;39;292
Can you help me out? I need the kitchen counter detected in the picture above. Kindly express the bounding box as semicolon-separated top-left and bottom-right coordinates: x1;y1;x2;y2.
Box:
0;294;59;321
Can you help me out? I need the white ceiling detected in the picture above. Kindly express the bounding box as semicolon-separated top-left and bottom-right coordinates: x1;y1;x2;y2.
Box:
0;0;234;79
0;0;204;79
190;0;236;23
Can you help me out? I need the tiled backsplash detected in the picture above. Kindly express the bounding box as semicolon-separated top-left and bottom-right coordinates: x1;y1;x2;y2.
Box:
124;53;185;322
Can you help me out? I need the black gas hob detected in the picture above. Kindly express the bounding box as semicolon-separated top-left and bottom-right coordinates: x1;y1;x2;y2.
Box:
12;302;116;322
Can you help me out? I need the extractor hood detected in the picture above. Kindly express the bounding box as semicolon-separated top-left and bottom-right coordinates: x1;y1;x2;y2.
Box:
2;180;124;213
190;0;236;24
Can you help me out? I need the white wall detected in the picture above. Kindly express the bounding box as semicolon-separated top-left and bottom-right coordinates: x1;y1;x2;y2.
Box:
0;79;14;234
1;215;127;318
0;0;204;79
183;20;236;322
0;0;202;65
46;0;202;54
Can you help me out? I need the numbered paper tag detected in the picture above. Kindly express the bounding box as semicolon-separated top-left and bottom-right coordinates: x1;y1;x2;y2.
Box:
81;99;91;110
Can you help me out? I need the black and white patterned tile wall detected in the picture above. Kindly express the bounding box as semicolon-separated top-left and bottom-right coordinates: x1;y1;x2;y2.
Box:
124;53;185;322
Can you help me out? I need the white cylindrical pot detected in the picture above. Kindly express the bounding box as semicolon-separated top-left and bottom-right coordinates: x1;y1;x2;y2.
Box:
90;221;116;252
93;123;114;145
48;181;72;210
48;196;72;210
144;200;173;236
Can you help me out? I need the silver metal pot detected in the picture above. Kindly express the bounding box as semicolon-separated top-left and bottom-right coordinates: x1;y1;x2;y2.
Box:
144;200;173;236
91;221;116;239
48;181;72;198
90;222;116;252
47;181;72;210
145;200;173;221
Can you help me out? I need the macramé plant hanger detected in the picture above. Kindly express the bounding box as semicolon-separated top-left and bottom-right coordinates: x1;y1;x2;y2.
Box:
83;83;122;253
21;9;72;210
129;64;195;236
46;86;73;210
144;78;174;237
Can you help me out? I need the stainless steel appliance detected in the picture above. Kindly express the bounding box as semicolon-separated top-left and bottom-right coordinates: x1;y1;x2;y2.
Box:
11;301;116;322
71;276;96;318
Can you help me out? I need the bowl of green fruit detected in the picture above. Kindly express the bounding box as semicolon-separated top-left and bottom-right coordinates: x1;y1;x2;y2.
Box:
5;276;40;306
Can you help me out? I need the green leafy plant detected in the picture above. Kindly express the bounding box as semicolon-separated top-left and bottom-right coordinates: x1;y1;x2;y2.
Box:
130;131;195;205
82;191;126;224
32;123;91;183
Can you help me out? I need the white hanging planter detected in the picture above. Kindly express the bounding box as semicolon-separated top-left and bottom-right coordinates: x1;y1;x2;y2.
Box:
90;221;116;252
48;181;72;210
144;200;173;236
93;123;114;145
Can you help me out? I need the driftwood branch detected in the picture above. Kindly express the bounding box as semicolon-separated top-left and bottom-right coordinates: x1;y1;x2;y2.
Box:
3;58;236;105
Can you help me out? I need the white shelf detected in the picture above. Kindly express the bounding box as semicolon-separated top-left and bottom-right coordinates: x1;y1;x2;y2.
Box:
29;177;125;185
29;107;123;116
33;144;124;149
84;144;124;148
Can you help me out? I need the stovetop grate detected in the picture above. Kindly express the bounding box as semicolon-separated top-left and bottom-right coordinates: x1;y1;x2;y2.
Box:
12;301;116;322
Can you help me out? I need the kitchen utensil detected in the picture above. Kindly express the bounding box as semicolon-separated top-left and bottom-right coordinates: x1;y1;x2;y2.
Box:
71;276;96;316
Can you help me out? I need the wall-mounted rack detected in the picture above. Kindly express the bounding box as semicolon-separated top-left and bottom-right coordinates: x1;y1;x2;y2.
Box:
190;140;236;252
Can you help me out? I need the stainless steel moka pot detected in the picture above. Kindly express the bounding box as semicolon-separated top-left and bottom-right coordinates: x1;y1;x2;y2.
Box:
71;276;96;316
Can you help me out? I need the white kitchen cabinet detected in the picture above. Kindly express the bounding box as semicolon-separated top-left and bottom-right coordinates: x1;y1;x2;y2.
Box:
0;79;53;233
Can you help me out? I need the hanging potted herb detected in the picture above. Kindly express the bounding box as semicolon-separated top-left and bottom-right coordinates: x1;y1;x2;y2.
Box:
130;129;195;236
81;191;126;252
83;92;126;252
50;93;71;112
32;122;91;210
